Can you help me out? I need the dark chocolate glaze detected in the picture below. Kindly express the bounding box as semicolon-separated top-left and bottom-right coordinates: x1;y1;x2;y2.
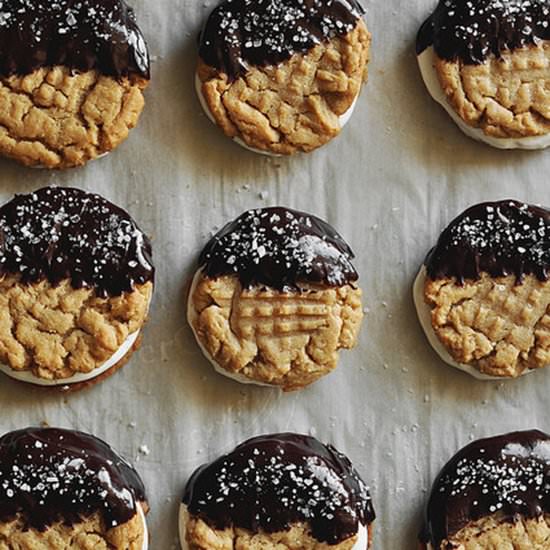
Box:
425;200;550;284
199;207;358;291
0;427;146;530
0;0;149;79
183;433;374;544
417;0;550;64
199;0;365;80
0;186;154;297
422;430;550;548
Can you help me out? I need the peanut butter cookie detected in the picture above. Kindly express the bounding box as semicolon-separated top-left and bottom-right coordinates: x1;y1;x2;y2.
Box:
0;186;154;389
417;0;550;149
0;0;150;168
187;207;363;391
196;0;371;155
421;430;550;550
414;200;550;379
0;427;149;550
180;433;375;550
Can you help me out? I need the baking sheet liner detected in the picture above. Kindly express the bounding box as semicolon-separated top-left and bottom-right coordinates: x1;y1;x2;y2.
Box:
1;0;549;548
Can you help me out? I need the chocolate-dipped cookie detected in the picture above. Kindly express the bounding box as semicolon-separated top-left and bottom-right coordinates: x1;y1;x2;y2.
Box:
0;0;150;168
0;186;154;390
180;433;375;550
187;207;363;391
421;430;550;549
414;200;550;379
417;0;550;149
196;0;371;155
0;427;148;549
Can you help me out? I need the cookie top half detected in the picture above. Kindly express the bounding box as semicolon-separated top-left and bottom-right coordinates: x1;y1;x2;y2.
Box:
422;430;550;548
199;207;358;291
0;186;154;297
425;200;550;283
183;432;375;544
0;427;146;530
0;0;149;79
417;0;550;64
199;0;365;80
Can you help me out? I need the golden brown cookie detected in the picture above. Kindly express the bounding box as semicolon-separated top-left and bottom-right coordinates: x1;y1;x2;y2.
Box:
180;433;375;550
196;0;371;155
0;510;147;550
421;515;550;550
0;186;154;389
421;430;550;550
187;207;363;391
0;427;149;550
414;200;550;379
182;517;373;550
417;0;550;149
0;0;150;168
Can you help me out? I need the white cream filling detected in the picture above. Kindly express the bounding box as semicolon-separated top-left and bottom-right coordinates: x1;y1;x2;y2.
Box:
0;329;141;387
195;73;359;156
178;503;369;550
417;47;550;150
413;265;534;380
354;521;369;550
187;269;275;387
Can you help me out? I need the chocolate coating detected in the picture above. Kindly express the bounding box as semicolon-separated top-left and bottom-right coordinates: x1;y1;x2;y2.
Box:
199;207;359;291
199;0;365;80
183;433;374;544
425;200;550;284
417;0;550;64
0;427;146;530
422;430;550;548
0;0;149;79
0;186;154;297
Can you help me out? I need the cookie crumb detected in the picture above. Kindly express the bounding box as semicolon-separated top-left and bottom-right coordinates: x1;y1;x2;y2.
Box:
138;445;150;456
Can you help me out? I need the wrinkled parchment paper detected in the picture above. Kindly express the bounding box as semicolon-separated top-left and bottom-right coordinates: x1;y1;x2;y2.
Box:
2;0;550;548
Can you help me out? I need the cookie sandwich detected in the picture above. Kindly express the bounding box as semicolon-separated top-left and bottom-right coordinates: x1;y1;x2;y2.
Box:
180;432;375;550
0;0;150;168
0;186;154;389
187;207;364;391
196;0;371;155
417;0;550;149
414;200;550;379
0;427;148;549
421;430;550;549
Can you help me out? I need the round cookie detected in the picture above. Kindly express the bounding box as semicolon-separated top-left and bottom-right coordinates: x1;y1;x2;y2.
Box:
196;0;371;155
180;432;375;550
0;186;154;389
421;430;550;550
0;427;148;549
417;0;550;149
0;0;150;168
187;207;364;391
414;200;550;380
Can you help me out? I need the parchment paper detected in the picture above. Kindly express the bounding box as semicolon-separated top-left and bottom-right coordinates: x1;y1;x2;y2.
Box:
2;0;549;548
